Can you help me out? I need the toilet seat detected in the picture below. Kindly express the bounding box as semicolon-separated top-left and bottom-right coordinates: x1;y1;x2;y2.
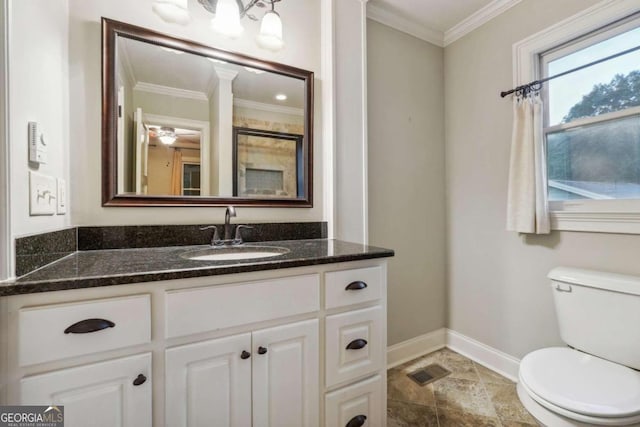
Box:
519;347;640;425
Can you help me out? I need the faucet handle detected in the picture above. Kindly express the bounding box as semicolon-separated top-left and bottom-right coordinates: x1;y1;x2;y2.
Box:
200;225;222;246
233;225;254;245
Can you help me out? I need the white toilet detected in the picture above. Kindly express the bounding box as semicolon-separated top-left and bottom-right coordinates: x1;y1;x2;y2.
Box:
517;267;640;427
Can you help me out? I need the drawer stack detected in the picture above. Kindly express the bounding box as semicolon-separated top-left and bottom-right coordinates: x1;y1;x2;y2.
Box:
324;266;386;427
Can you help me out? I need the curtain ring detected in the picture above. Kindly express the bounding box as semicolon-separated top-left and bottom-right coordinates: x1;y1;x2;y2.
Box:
531;81;542;96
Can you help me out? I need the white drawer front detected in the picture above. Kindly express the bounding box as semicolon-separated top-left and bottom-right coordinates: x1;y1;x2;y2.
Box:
19;295;151;367
325;266;382;310
325;375;384;427
325;306;384;388
166;274;320;339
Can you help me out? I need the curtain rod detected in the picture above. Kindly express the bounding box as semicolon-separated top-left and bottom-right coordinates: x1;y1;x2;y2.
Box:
500;44;640;98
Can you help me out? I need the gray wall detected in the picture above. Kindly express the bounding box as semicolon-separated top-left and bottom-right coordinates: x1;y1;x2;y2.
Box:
367;20;446;346
445;0;640;358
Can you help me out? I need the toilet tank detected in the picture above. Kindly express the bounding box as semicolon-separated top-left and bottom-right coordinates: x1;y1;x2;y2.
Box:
549;267;640;370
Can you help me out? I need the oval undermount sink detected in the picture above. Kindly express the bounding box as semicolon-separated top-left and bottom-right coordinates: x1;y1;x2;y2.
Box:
181;246;290;261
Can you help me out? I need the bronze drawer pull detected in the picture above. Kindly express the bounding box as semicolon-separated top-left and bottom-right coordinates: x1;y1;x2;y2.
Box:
346;339;368;350
64;318;115;334
345;281;368;291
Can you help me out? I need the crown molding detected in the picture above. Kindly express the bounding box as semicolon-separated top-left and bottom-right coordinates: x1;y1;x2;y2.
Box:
367;0;525;48
234;98;304;117
444;0;523;46
366;3;444;47
133;81;208;102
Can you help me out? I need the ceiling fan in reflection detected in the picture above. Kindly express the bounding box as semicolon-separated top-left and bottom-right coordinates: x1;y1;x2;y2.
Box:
149;127;200;146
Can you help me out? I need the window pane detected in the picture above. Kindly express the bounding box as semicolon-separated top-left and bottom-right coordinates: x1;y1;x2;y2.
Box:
547;25;640;125
547;115;640;200
182;163;200;195
246;168;284;195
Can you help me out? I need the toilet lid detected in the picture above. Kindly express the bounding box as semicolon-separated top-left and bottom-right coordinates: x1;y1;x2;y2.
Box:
519;347;640;418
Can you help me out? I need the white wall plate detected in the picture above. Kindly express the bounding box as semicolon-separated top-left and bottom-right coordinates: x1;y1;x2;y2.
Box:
29;171;56;216
56;178;66;215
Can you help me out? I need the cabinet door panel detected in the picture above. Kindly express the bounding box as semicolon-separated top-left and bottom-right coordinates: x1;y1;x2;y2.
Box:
166;333;252;427
252;319;319;427
20;353;151;427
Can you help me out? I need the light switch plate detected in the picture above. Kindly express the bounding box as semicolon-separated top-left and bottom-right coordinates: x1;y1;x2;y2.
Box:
28;122;48;164
56;178;66;215
29;171;57;216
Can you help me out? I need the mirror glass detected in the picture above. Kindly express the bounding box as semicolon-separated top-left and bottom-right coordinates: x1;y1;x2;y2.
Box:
103;19;313;206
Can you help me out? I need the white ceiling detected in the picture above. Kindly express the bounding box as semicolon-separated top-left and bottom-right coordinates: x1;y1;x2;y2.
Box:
367;0;523;46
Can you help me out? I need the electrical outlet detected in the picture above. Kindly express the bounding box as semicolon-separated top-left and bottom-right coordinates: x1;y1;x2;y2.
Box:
56;178;66;215
29;171;57;216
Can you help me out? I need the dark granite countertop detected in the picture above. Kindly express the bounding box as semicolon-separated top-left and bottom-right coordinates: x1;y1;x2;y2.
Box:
1;239;394;296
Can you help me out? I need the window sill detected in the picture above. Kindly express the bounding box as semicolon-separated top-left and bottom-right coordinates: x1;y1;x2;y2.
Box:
551;211;640;234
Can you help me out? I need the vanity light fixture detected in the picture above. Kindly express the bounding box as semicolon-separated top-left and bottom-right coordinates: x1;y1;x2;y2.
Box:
256;2;284;51
210;0;244;38
158;127;177;145
152;0;285;51
275;93;287;101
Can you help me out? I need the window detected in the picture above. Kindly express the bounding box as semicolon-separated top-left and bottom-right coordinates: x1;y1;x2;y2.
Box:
513;2;640;233
182;163;201;196
542;18;640;203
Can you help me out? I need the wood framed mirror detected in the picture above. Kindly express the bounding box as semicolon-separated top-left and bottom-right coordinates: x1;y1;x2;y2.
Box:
102;18;313;207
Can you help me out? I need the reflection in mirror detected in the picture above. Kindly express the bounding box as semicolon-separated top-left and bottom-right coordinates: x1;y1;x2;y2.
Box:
233;128;303;198
103;19;313;207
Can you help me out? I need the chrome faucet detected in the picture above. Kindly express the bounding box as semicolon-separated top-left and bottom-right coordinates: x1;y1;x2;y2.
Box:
201;206;254;246
224;206;237;240
200;225;222;246
233;225;254;245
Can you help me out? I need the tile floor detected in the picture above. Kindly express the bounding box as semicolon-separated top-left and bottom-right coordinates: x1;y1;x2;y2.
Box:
387;348;538;427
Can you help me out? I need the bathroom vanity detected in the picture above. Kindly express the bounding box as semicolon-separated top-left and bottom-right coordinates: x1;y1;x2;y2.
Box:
0;238;393;427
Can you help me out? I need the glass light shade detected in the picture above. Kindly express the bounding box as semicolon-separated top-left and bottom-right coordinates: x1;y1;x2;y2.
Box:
211;0;244;39
158;127;177;145
152;0;189;25
257;10;284;51
159;135;177;145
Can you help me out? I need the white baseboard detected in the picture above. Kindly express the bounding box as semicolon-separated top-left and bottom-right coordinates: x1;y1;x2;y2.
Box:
387;328;521;382
445;329;520;382
387;328;446;368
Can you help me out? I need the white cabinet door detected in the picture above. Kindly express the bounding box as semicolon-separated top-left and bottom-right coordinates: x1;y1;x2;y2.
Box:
252;319;319;427
21;353;152;427
165;333;252;427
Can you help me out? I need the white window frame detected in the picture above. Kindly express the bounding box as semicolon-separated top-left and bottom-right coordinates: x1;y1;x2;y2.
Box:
513;0;640;234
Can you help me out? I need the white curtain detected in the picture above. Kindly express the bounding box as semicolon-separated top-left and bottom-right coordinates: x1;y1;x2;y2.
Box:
506;93;551;234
